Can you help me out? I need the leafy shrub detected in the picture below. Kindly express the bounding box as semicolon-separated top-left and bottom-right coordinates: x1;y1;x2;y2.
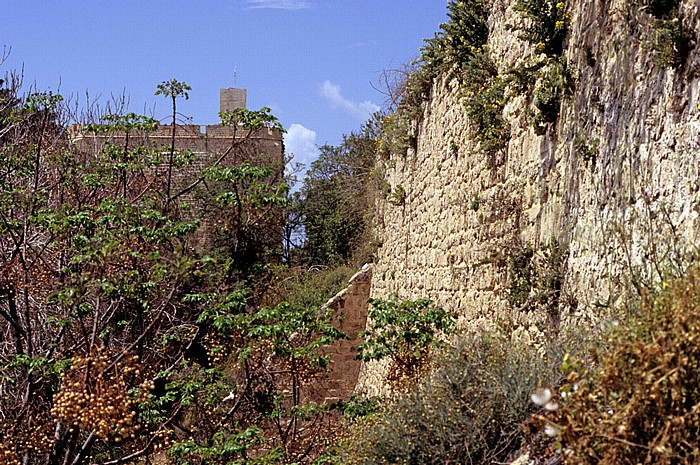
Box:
539;269;700;464
461;48;511;157
338;333;561;465
647;19;695;68
333;396;380;421
376;114;414;160
356;296;456;388
512;0;570;57
531;57;574;133
573;133;600;165
420;0;490;77
171;295;347;465
378;0;492;159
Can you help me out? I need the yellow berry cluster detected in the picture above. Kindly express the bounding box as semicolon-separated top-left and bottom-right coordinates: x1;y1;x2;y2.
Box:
203;332;229;365
0;412;53;462
150;428;176;453
51;349;148;441
0;443;19;465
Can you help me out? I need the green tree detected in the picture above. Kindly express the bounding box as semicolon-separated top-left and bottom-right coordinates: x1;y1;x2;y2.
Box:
299;115;379;266
0;73;314;465
156;78;191;203
357;295;456;388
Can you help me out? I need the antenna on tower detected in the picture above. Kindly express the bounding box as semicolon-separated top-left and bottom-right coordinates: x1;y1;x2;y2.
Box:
234;66;237;87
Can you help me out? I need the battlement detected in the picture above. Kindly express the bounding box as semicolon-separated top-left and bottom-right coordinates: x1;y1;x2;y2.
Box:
68;87;284;164
69;124;282;149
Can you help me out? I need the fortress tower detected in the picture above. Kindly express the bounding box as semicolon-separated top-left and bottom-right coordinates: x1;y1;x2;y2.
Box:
219;87;247;116
70;87;283;166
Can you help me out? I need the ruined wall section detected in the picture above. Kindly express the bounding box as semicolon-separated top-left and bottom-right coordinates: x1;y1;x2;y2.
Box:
360;0;700;394
310;265;372;403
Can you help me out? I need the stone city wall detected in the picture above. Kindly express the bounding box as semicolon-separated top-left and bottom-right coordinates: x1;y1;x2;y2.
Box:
358;0;700;395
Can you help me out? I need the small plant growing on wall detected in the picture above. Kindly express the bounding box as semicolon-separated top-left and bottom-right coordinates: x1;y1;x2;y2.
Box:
646;18;695;68
508;245;535;308
512;0;570;57
637;0;695;69
356;296;456;388
506;0;574;134
531;57;574;134
461;48;511;158
573;133;600;165
386;184;406;206
507;242;567;315
470;194;481;211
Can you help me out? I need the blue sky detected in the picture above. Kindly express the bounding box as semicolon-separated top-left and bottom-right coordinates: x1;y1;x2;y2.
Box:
2;1;449;171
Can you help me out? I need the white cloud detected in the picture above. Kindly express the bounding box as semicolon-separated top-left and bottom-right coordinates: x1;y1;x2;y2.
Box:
245;0;312;9
319;80;380;122
284;123;320;172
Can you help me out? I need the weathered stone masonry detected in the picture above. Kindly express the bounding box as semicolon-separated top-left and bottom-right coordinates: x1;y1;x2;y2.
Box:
358;0;700;395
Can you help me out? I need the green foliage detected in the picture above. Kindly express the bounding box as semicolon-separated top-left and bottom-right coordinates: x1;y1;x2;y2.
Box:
155;78;191;101
461;48;510;157
505;56;574;134
636;0;695;69
200;156;288;275
512;0;570;56
357;296;456;387
419;0;490;81
299;117;378;266
506;0;575;134
170;427;284;465
647;18;695;68
573;133;599;165
220;106;286;133
263;265;355;312
333;396;380;421
508;242;566;314
85;112;158;133
243;301;346;367
531;57;574;133
508;245;535;308
173;297;346;464
375;113;413;160
15;91;64;118
338;333;561;465
0;73;304;465
377;0;493;160
540;270;700;464
469;195;481;211
386;184;405;206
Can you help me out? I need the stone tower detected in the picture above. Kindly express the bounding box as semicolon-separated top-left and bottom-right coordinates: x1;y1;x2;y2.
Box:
219;88;247;117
